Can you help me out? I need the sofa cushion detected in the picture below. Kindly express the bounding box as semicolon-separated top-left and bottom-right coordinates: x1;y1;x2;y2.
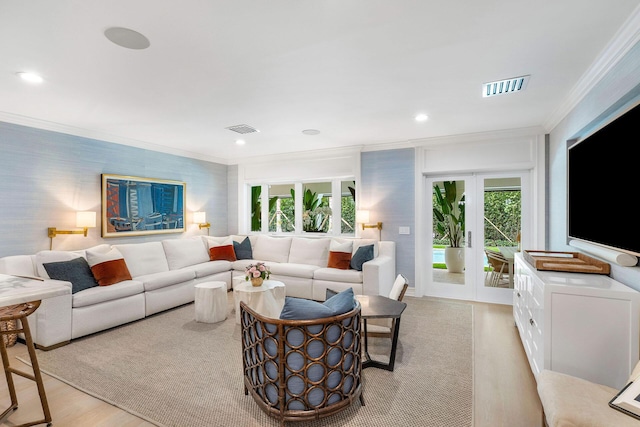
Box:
267;263;320;279
181;260;233;278
135;269;196;292
35;250;85;279
253;235;292;263
114;242;169;277
288;238;330;267
313;267;363;284
350;244;374;271
233;237;253;260
72;280;144;308
43;257;98;294
162;238;209;270
86;246;133;286
210;245;237;262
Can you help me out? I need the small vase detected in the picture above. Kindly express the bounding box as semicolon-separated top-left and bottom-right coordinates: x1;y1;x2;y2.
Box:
250;277;264;287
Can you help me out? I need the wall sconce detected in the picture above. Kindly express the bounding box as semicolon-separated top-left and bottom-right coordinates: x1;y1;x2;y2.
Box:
48;211;96;249
356;210;382;239
194;211;210;234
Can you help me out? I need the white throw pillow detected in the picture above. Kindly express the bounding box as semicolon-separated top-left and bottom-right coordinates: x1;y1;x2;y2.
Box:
252;235;292;263
330;240;353;253
288;238;330;267
162;238;210;270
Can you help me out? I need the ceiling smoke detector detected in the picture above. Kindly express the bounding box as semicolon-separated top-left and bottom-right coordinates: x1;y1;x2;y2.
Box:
483;75;530;97
225;124;259;134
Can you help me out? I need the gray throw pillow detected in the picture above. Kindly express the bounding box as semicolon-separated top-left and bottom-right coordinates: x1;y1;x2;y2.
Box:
323;287;356;316
43;257;98;294
233;237;253;260
350;244;374;271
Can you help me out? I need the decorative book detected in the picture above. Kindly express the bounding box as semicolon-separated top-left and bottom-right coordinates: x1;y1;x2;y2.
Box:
610;377;640;420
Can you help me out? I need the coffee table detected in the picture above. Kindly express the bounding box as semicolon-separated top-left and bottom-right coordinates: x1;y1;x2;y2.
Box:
356;294;407;371
233;279;285;324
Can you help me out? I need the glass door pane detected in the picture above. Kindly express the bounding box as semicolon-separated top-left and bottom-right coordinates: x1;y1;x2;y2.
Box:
430;179;469;292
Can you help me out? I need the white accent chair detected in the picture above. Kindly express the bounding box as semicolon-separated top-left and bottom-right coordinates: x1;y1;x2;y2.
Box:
365;273;409;338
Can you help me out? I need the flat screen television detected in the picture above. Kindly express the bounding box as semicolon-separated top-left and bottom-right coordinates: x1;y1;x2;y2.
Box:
568;101;640;257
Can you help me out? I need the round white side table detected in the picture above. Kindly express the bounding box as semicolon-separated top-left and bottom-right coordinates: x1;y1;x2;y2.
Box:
233;279;285;324
195;281;228;323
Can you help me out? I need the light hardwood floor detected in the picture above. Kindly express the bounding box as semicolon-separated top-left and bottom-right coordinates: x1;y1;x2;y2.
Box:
0;300;542;427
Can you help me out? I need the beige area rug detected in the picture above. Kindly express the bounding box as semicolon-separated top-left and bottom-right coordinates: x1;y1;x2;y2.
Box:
21;294;473;427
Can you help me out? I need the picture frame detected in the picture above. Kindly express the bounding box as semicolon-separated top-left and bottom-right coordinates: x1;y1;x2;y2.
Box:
101;174;186;238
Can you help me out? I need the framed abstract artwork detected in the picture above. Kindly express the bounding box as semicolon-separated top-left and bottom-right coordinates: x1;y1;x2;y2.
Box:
101;174;186;237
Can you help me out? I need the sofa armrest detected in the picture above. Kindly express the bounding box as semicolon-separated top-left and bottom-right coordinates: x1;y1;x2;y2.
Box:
362;254;396;296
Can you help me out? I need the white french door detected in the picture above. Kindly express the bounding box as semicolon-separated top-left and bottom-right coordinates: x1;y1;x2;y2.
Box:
421;171;530;304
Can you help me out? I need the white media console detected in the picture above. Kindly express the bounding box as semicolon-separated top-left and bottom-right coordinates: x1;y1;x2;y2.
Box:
514;253;640;389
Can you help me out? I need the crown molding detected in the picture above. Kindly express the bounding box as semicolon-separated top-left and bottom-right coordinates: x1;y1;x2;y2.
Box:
543;4;640;131
0;111;229;165
411;126;545;148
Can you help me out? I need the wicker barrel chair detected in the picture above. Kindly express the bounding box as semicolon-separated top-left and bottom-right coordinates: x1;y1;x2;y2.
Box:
240;301;363;426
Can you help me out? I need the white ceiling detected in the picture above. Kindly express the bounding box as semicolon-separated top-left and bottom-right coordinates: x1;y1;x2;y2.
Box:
1;1;639;164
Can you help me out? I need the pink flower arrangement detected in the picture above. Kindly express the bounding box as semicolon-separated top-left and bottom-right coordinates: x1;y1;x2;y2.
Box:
245;262;270;281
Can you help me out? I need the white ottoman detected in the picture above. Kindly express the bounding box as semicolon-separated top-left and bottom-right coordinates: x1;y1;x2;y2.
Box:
195;281;227;323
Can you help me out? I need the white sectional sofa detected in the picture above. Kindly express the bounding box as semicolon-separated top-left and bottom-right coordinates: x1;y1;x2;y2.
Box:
0;234;395;350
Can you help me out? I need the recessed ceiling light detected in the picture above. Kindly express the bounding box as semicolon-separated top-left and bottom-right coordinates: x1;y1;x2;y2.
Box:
415;114;428;122
235;139;246;145
16;72;43;84
302;129;320;135
104;27;150;50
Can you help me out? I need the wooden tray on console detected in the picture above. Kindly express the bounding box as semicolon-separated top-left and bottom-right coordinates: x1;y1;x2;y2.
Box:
523;250;610;274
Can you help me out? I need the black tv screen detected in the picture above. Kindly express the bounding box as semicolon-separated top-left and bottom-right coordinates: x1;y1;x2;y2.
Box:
568;101;640;257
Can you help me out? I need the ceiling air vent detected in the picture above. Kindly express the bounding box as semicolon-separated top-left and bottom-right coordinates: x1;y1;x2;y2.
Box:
225;124;259;134
482;75;530;98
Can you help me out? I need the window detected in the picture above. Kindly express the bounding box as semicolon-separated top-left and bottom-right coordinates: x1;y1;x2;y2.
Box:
247;179;356;235
268;184;295;232
301;182;332;233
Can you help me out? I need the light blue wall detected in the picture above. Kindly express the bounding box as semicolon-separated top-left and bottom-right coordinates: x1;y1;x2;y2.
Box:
0;122;228;257
548;40;640;290
361;148;415;286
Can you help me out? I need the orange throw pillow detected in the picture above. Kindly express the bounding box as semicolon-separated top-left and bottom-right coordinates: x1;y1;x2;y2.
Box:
91;259;132;286
327;251;352;270
209;245;237;262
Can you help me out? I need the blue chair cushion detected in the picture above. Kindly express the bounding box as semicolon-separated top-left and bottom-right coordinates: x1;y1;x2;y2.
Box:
280;288;356;320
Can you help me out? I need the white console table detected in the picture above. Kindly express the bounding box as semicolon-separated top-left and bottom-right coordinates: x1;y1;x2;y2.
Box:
514;253;640;389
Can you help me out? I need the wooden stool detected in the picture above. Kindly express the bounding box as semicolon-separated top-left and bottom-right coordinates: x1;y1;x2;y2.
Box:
0;300;52;427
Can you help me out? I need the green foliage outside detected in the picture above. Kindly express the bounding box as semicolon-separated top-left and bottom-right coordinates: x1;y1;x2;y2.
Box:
484;190;521;247
341;195;355;233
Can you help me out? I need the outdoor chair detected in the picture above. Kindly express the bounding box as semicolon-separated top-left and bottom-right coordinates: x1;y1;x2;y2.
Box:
485;250;509;287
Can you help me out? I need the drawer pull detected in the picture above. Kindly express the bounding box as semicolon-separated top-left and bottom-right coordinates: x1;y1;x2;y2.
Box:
517;292;521;298
529;318;535;326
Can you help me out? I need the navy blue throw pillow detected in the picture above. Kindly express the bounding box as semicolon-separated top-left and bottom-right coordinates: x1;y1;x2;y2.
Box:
233;237;253;260
350;244;374;271
43;257;98;294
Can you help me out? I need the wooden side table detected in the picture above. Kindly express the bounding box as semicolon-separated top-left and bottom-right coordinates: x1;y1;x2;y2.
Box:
0;301;51;427
0;274;70;427
357;294;407;372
